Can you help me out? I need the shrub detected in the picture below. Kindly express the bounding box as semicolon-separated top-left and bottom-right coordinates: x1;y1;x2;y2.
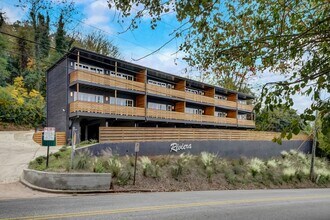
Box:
249;158;265;176
282;167;296;182
35;156;45;165
281;151;289;158
93;158;106;173
200;152;216;168
107;156;122;177
171;154;192;180
117;166;133;186
266;159;278;168
74;152;90;170
154;155;172;167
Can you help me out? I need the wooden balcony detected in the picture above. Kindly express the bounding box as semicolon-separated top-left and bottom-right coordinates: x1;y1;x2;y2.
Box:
147;109;237;125
238;119;255;127
238;103;254;112
70;70;145;92
70;101;145;117
147;84;237;108
146;84;186;99
214;99;237;109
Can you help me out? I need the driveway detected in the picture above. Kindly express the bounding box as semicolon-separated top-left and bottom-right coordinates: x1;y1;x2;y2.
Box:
0;131;58;184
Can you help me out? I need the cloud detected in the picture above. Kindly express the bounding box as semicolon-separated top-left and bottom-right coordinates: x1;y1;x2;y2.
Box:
1;5;25;23
80;0;115;34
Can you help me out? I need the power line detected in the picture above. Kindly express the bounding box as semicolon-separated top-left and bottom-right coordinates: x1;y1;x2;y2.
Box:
1;0;183;63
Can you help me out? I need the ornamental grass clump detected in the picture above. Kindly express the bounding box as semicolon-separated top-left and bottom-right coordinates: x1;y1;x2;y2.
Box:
74;152;90;170
266;159;278;168
200;152;217;168
171;153;192;180
139;156;160;178
282;167;297;182
107;156;122;177
200;152;217;182
249;158;265;177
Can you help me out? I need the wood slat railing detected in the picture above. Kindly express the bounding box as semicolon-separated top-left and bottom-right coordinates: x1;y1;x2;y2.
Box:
70;70;145;92
147;84;242;109
238;103;254;112
146;109;238;125
70;69;254;112
33;132;66;146
99;127;310;143
70;101;145;117
238;119;255;127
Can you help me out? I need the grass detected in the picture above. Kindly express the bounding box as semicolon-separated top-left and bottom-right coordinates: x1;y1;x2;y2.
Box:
28;150;330;190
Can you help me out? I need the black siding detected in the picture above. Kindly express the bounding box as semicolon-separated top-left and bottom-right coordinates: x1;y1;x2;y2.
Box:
47;58;68;136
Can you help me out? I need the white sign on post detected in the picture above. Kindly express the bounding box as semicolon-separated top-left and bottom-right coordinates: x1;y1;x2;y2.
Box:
135;142;140;153
44;127;55;141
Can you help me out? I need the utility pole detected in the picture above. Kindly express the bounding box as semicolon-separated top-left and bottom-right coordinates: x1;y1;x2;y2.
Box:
310;111;318;181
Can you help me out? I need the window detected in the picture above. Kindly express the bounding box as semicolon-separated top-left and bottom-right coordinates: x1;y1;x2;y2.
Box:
148;102;172;111
238;114;247;120
215;112;227;117
186;107;203;115
74;92;104;103
110;97;134;107
215;94;228;100
238;99;247;105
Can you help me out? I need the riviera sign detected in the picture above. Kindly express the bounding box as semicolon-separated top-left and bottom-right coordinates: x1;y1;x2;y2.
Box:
170;143;192;153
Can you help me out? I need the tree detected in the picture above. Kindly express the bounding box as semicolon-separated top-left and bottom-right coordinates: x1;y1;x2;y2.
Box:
0;33;10;86
109;0;330;139
0;77;45;127
256;107;301;134
75;32;121;58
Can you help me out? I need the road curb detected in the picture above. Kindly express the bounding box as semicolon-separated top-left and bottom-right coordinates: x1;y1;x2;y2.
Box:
20;177;156;194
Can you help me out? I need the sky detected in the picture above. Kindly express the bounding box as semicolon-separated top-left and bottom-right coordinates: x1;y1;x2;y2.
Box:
0;0;322;113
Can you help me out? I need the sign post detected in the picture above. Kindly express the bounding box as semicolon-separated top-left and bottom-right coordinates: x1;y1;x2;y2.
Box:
133;142;140;185
42;127;56;169
71;127;77;169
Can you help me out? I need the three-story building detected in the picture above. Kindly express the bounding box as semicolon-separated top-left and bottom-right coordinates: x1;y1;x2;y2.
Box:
47;47;255;143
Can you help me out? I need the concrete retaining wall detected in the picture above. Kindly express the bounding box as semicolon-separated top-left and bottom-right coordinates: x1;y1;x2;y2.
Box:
22;169;111;190
77;140;312;159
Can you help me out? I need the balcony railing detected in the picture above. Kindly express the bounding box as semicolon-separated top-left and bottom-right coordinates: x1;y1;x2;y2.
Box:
147;84;240;108
70;101;145;117
146;84;186;99
70;70;145;92
238;119;255;127
70;101;251;126
214;99;237;109
147;109;237;125
238;103;254;112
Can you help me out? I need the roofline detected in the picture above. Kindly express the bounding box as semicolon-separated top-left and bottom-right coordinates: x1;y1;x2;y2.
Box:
47;47;255;99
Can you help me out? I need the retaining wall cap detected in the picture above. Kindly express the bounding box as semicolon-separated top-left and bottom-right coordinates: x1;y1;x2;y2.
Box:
23;168;111;176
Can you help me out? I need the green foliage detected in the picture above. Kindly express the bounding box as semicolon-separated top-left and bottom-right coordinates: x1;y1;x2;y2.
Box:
93;158;106;173
73;31;121;58
256;107;302;133
77;139;98;148
107;156;122;177
109;0;330;139
0;34;10;86
73;152;90;170
117;165;133;186
0;77;45;127
171;153;192;180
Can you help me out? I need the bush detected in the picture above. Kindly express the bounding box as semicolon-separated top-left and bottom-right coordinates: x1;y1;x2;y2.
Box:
171;154;192;180
249;158;265;176
117;166;133;186
35;156;45;165
73;152;90;170
107;156;122;177
93;158;106;173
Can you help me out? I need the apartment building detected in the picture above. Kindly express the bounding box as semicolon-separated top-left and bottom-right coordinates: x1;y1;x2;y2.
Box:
47;47;255;143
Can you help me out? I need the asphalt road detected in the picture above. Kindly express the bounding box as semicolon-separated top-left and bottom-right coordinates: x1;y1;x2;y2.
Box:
1;188;330;220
